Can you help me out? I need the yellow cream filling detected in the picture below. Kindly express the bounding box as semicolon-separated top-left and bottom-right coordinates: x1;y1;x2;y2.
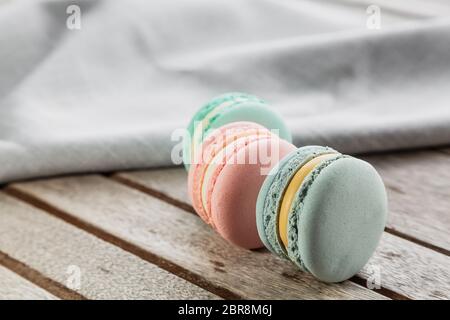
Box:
278;153;339;249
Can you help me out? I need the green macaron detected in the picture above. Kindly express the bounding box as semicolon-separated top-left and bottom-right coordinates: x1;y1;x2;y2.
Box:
182;92;292;170
256;146;388;283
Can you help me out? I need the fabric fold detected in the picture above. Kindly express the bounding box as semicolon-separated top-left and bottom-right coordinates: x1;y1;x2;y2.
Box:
1;0;449;183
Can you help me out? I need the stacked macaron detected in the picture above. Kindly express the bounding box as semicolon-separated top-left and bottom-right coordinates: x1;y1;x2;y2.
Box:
183;92;292;170
188;121;295;248
256;146;387;282
183;93;388;283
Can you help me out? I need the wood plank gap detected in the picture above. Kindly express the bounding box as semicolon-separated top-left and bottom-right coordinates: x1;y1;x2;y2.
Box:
109;174;196;214
349;276;410;300
384;227;450;257
0;250;85;300
108;175;410;300
433;149;450;156
111;172;450;258
4;186;241;300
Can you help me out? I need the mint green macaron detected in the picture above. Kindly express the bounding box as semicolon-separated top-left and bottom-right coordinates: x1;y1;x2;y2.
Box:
182;92;292;170
256;146;388;283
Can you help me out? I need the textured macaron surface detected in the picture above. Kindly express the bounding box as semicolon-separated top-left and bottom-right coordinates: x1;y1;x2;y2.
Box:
210;137;296;249
188;122;270;225
256;146;337;258
183;92;291;170
201;131;272;228
183;93;264;169
287;156;388;282
185;93;388;282
257;146;387;282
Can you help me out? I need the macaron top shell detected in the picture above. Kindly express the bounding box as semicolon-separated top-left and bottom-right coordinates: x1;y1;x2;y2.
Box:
183;92;291;170
288;156;387;283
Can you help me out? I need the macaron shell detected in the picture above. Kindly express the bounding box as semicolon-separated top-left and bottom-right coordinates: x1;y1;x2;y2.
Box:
209;101;292;144
183;93;264;170
203;133;271;228
211;137;295;249
256;146;336;257
278;153;340;248
188;122;269;224
289;157;388;283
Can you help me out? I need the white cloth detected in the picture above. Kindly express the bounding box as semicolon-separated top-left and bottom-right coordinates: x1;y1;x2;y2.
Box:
1;0;450;183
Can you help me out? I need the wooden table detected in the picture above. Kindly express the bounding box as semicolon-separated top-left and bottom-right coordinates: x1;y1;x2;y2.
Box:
0;148;449;300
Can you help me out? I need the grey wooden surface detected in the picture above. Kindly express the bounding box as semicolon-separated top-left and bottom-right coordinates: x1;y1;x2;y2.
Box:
0;149;449;299
0;265;57;300
0;194;218;300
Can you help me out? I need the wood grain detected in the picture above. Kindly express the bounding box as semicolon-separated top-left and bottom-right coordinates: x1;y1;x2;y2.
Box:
361;232;450;300
115;168;191;209
10;175;386;300
0;193;218;300
361;151;450;253
0;265;57;300
118;149;450;255
115;167;450;299
438;148;450;155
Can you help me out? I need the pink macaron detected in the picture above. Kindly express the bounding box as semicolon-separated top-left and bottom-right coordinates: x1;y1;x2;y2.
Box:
188;122;295;249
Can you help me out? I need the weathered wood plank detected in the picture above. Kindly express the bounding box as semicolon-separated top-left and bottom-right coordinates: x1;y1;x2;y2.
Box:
361;151;450;252
115;168;190;209
118;149;450;254
0;193;218;300
10;175;386;300
361;232;450;300
438;148;450;155
0;265;57;300
114;168;450;299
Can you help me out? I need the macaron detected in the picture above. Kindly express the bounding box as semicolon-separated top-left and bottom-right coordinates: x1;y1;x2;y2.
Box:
256;146;388;282
183;92;292;170
188;121;296;249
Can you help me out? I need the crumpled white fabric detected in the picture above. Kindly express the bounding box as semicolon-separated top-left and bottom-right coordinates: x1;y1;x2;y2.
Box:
1;0;450;183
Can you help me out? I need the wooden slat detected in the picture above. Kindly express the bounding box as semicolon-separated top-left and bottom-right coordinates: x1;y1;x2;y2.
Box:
114;167;450;300
438;148;450;155
361;232;450;300
0;193;218;300
9;175;386;300
116;168;190;208
361;151;450;253
119;149;450;255
0;265;57;300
